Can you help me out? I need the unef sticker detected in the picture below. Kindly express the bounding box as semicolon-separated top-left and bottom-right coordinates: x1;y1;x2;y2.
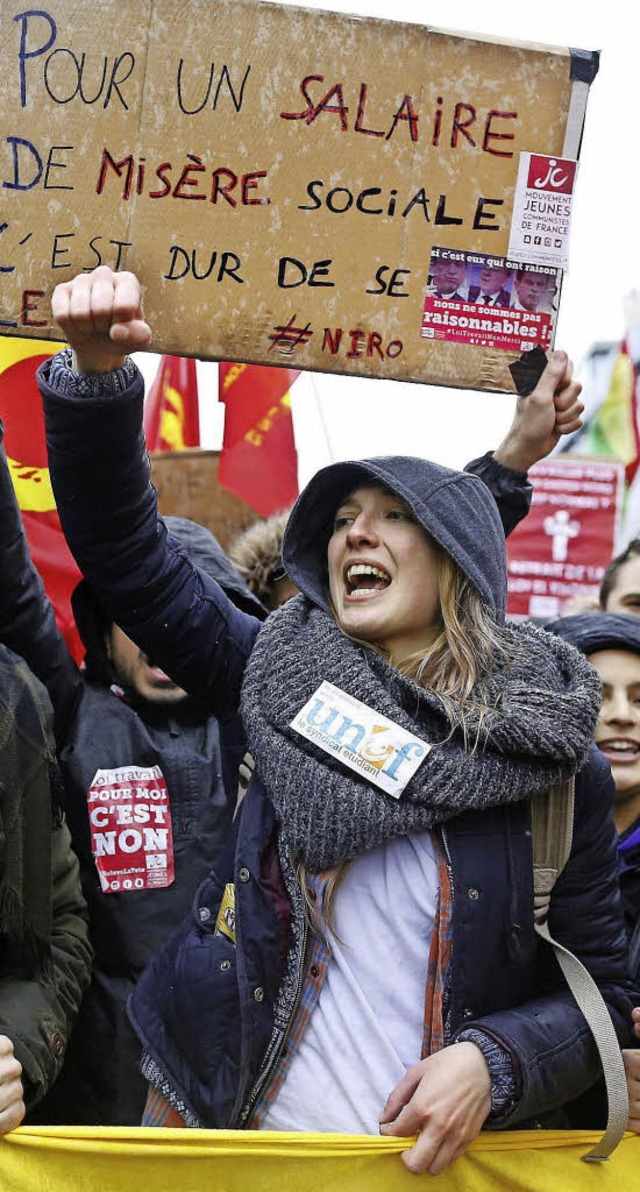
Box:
290;681;430;798
87;765;175;894
508;153;578;270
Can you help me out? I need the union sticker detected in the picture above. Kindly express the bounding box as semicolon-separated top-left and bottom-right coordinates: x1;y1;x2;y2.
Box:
291;681;430;798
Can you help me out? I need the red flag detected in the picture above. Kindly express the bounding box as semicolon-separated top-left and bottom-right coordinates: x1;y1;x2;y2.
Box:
0;340;84;664
143;355;200;451
218;363;299;516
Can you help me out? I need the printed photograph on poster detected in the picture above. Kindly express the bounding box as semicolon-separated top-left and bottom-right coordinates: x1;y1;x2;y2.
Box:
421;247;559;352
507;152;578;270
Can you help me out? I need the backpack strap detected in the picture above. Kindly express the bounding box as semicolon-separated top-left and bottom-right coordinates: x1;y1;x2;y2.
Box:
531;776;629;1162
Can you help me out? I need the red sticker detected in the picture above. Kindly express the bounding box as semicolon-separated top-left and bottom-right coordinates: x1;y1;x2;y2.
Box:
526;155;577;195
87;765;175;894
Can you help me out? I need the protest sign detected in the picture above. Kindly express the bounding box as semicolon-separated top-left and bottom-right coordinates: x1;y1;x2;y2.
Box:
0;1;597;389
506;458;625;620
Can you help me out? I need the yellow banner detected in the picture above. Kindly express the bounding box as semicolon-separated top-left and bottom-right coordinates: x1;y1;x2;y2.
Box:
1;1128;638;1190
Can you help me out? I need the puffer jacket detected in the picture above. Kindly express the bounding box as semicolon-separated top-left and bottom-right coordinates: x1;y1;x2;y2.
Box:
39;360;637;1131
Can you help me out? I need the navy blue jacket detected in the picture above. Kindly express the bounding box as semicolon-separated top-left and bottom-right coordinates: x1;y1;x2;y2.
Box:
0;421;249;1124
40;361;637;1130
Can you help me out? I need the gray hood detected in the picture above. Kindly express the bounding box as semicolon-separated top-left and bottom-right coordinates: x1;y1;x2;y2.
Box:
282;456;507;621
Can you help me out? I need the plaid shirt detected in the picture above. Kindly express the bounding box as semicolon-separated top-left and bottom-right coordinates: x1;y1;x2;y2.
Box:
143;833;515;1128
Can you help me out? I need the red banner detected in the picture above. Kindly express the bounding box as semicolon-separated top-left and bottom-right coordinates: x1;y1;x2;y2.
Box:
0;341;83;663
143;355;200;451
506;458;625;620
218;362;299;516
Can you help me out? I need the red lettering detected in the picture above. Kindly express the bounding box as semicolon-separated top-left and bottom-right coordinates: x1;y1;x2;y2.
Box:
280;74;324;121
307;82;349;131
21;290;46;327
354;83;384;138
482;110;518;158
450;104;477;148
386;95;419;142
173;154;206;200
347;329;365;358
149;162;172;198
211;168;238;207
241;170;270;205
96;148;134;198
322;327;343;355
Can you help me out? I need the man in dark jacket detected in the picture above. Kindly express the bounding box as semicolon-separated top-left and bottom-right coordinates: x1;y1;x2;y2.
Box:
0;432;265;1125
0;644;91;1131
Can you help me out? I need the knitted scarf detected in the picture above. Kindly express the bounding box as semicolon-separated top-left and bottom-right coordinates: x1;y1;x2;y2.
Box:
241;599;602;871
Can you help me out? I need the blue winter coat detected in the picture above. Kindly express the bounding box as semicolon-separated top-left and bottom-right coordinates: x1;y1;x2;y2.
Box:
40;361;637;1131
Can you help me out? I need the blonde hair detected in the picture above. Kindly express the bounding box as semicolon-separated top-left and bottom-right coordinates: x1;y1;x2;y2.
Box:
298;540;510;930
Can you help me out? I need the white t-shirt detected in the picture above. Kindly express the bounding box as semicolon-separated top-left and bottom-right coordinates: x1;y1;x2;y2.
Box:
261;831;439;1134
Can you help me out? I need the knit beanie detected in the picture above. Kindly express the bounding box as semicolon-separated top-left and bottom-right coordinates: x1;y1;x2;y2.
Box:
546;612;640;658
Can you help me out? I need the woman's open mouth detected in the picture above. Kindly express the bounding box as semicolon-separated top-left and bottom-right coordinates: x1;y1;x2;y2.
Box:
344;563;391;600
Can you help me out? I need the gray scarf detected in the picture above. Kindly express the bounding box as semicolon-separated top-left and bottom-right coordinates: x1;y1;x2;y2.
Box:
241;598;601;870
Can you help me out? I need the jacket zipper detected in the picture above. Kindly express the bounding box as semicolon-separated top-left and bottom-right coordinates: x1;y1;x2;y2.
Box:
439;823;455;1044
236;912;309;1127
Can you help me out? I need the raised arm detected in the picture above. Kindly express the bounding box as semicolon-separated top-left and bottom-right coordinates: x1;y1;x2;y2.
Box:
41;267;261;718
466;351;584;537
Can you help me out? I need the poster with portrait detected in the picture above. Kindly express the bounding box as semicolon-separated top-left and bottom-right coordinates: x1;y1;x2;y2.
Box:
0;1;598;390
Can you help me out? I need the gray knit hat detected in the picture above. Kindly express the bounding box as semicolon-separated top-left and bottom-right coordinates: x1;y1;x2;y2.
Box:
546;612;640;657
283;456;507;621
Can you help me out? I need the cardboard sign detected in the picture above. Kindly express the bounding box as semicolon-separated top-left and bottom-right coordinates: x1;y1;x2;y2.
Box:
0;1;597;391
506;459;625;620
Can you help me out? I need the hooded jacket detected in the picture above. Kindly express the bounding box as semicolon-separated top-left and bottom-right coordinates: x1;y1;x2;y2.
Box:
0;423;263;1125
39;360;637;1133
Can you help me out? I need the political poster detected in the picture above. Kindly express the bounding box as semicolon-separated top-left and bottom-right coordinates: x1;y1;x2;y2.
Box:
506;458;625;620
0;1;597;390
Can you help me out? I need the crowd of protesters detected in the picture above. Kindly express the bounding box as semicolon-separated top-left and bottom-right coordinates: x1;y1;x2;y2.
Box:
0;264;638;1175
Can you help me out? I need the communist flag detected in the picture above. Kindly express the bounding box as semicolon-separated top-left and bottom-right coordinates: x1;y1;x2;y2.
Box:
143;355;200;451
218;363;299;516
0;339;83;664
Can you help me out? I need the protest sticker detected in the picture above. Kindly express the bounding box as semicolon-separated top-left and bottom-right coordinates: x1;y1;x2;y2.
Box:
421;247;557;353
508;153;578;270
0;1;597;391
291;680;430;797
506;458;625;621
87;764;175;894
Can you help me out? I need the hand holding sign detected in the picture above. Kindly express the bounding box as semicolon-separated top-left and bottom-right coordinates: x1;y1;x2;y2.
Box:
51;266;152;374
494;349;584;473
